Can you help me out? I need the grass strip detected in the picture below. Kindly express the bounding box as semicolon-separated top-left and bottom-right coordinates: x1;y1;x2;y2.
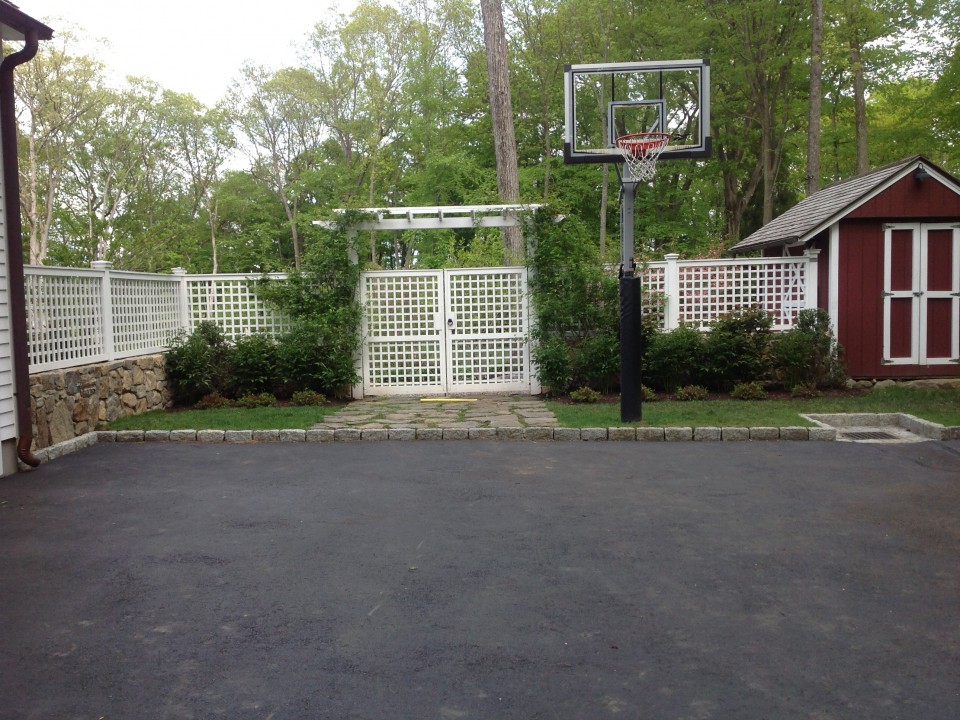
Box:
102;405;341;431
547;387;960;428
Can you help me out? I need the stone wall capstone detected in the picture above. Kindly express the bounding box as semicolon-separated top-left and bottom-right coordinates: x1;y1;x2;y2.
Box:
30;354;170;449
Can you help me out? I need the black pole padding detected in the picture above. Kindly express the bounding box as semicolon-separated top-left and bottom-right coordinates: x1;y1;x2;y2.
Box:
619;274;643;423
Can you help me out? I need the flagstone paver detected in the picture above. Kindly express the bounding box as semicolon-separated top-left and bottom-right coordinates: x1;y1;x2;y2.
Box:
317;395;558;431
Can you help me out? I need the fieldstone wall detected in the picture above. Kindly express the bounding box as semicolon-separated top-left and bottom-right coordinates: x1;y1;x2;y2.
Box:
30;354;170;449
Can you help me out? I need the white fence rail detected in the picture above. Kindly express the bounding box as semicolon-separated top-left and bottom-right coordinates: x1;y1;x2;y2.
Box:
24;252;819;374
25;263;288;373
641;251;819;331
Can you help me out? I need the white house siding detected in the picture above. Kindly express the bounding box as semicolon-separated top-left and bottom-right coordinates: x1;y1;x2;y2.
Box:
0;129;17;452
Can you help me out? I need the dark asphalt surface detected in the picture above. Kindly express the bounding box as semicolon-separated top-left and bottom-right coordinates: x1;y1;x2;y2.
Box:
1;440;959;720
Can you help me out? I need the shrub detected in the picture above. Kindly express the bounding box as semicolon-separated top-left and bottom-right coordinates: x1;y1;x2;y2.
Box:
229;333;280;396
570;386;602;403
641;384;659;402
165;321;231;405
701;307;773;391
277;317;359;398
770;309;846;389
234;392;277;409
256;222;362;398
291;389;327;406
194;392;232;410
674;384;709;401
532;336;573;396
730;381;768;400
528;209;621;394
645;325;704;392
790;382;822;398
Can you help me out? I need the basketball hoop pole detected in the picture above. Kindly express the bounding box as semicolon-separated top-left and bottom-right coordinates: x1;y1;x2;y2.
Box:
619;176;643;423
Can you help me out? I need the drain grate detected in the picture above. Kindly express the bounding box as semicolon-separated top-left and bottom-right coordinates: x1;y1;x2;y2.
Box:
843;430;898;441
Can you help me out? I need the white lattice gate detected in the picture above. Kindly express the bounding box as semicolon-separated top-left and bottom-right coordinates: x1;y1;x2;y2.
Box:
359;268;536;396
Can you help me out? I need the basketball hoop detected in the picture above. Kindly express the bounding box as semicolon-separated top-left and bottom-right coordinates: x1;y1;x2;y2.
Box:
616;132;670;182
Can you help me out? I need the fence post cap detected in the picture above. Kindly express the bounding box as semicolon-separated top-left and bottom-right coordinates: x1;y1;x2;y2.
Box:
804;248;821;258
171;267;187;275
664;253;680;260
90;261;113;270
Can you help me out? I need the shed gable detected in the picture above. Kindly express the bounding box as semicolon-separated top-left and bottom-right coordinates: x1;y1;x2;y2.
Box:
845;174;960;220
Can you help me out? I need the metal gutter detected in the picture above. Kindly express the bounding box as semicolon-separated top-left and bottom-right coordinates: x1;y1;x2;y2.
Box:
0;28;41;466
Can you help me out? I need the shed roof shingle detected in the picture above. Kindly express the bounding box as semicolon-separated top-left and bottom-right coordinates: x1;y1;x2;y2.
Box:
729;156;956;254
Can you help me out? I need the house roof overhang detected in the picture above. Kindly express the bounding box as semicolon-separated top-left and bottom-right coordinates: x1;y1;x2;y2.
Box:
729;156;960;255
0;1;53;41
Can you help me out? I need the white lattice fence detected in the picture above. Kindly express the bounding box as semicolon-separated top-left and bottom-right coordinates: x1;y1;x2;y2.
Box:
24;265;290;373
23;253;819;378
110;272;183;356
186;274;290;341
639;264;667;326
25;268;106;372
642;253;818;331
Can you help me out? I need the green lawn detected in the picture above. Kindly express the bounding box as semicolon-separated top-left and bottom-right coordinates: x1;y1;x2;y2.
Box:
103;404;343;431
101;386;960;431
547;386;960;428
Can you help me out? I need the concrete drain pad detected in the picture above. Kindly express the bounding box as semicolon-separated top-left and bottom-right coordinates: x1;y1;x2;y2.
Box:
803;413;934;444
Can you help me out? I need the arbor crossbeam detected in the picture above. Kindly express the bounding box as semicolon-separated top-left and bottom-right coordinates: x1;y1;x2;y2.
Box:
315;204;541;232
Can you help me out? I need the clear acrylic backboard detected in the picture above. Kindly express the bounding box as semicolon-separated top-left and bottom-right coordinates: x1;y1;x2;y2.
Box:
563;59;711;164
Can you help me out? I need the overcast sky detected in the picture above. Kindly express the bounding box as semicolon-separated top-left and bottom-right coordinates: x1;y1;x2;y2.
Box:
28;0;355;105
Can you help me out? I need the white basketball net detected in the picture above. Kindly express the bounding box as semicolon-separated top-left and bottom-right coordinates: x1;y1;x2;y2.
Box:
616;132;670;182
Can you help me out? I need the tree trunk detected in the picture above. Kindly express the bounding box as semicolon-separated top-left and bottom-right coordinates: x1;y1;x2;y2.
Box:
208;195;219;274
806;0;824;195
850;34;869;174
762;103;776;225
479;0;522;263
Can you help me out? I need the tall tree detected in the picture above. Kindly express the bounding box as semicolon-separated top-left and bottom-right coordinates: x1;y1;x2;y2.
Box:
15;32;107;264
807;0;824;194
230;64;324;270
62;79;174;262
165;94;236;272
480;0;522;261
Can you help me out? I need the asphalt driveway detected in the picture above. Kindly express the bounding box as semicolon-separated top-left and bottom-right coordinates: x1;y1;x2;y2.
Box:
2;440;959;719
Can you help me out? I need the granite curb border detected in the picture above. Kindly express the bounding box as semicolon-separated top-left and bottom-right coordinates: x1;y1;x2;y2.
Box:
26;415;958;469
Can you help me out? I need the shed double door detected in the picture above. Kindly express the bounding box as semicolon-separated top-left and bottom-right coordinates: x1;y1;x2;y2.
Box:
359;268;534;396
883;223;960;366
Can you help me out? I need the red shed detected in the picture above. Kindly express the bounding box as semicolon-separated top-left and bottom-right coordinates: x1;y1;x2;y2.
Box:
731;156;960;379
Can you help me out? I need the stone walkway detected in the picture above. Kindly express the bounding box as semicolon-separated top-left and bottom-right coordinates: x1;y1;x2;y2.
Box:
317;395;558;430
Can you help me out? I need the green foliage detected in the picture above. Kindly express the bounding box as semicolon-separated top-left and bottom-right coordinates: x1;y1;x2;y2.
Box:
276;318;359;399
730;382;769;401
291;389;327;406
165;321;231;405
674;384;709;402
20;1;960;272
532;336;572;395
569;387;602;404
194;392;232;410
790;382;822;399
644;325;704;392
701;307;773;392
769;309;846;389
641;385;659;403
229;333;280;396
528;208;621;395
234;392;278;409
257;223;363;398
